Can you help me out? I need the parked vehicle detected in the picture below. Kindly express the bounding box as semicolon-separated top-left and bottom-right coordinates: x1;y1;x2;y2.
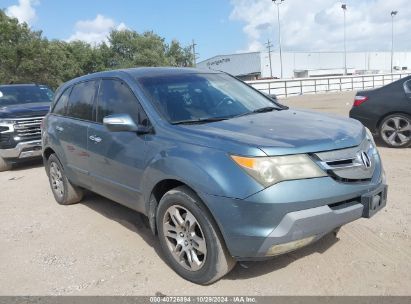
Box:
349;75;411;148
0;84;53;171
42;68;387;284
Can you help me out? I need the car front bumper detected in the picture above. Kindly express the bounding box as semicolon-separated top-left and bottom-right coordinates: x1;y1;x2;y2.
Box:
0;140;43;160
258;182;387;258
201;157;386;260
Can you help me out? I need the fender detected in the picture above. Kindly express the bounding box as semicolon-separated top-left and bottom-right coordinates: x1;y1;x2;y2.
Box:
141;142;263;232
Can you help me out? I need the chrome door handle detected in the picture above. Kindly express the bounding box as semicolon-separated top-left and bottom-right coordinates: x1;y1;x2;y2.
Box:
56;126;64;132
89;135;102;143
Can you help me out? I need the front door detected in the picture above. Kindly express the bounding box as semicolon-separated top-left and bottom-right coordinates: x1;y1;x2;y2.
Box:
87;78;150;213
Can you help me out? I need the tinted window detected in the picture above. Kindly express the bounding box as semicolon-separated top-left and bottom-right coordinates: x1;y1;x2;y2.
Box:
0;85;53;106
52;87;71;116
97;79;148;125
137;73;279;123
66;81;98;121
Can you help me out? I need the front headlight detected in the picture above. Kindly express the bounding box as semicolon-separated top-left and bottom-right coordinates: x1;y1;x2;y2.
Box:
365;127;376;146
231;154;327;187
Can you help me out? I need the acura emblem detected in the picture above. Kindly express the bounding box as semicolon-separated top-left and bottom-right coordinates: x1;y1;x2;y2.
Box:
359;151;371;168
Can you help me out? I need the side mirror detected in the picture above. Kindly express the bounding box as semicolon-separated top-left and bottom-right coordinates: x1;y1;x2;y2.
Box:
103;114;138;132
103;114;153;134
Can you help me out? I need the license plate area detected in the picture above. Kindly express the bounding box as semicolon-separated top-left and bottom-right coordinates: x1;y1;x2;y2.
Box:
361;185;387;218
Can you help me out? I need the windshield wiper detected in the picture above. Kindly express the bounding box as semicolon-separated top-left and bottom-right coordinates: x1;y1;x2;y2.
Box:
236;106;278;118
172;117;231;125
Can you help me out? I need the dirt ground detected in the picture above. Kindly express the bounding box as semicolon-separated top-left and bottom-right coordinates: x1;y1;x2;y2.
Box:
0;91;410;295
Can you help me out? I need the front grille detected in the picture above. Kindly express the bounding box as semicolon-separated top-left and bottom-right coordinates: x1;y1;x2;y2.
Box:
313;138;376;182
0;133;13;148
13;117;43;142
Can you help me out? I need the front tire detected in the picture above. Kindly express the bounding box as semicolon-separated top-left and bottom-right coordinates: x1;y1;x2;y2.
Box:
379;114;411;148
156;186;235;285
46;154;83;205
0;156;12;172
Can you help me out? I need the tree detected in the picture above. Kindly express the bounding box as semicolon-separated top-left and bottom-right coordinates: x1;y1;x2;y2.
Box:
0;10;193;89
166;39;193;67
0;10;45;84
107;30;169;68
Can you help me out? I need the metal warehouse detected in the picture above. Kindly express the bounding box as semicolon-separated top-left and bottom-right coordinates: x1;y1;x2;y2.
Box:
197;51;411;80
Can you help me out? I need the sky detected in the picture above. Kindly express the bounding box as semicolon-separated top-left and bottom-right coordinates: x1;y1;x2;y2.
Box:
2;0;411;62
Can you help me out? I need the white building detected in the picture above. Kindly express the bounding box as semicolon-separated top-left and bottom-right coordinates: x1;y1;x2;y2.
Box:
197;51;411;80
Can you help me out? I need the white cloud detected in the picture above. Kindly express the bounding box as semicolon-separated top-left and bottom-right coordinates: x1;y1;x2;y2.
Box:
5;0;39;25
229;0;411;52
67;14;128;45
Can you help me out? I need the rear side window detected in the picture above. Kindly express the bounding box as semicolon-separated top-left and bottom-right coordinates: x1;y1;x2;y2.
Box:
97;79;148;125
66;81;98;121
52;87;71;116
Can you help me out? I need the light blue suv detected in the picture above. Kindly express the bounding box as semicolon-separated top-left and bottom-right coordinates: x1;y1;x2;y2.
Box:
42;68;387;284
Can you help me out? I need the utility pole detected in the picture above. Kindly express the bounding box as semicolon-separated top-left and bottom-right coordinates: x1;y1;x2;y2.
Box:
265;39;274;78
191;39;197;67
390;11;398;73
342;4;347;75
272;0;284;79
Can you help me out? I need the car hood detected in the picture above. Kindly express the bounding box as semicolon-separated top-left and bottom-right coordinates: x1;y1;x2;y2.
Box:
0;102;50;119
177;109;365;155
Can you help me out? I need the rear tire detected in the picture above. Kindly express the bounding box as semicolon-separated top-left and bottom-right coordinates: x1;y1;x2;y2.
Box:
46;154;83;205
379;114;411;148
156;186;236;285
0;156;12;172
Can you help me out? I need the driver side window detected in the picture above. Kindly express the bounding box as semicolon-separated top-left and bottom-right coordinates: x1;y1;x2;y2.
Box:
97;79;149;126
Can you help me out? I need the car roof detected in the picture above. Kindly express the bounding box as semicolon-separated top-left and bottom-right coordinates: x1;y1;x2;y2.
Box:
61;67;221;87
124;67;220;78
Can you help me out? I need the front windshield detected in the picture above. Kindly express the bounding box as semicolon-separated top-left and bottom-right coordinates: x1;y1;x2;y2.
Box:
0;85;54;106
137;73;280;123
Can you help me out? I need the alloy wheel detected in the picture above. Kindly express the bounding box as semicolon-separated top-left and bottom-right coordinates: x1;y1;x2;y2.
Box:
49;162;64;199
162;205;207;271
381;116;411;147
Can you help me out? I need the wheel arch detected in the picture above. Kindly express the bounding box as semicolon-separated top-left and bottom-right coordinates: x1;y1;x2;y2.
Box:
43;147;56;160
146;178;226;246
42;147;56;175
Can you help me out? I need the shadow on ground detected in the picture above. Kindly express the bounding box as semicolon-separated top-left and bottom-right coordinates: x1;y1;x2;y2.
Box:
225;233;339;281
80;192;169;266
10;158;43;171
80;192;340;281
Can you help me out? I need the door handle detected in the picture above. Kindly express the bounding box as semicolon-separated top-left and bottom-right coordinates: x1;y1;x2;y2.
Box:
89;135;102;143
56;126;64;132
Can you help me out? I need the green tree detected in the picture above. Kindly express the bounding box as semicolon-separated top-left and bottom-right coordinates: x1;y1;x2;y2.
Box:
166;39;193;67
0;10;193;90
0;10;44;84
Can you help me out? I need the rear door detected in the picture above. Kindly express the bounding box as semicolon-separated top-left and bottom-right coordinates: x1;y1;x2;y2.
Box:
87;78;150;212
58;80;98;186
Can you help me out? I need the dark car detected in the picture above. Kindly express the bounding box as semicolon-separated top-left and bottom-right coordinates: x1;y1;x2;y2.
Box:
0;84;53;171
42;68;386;284
349;76;411;148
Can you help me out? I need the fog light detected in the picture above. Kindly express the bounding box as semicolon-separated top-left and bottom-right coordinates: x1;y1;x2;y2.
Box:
13;136;21;141
266;235;316;256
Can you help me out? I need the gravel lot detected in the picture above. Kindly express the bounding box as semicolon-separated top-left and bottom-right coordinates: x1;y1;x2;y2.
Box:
0;91;410;295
